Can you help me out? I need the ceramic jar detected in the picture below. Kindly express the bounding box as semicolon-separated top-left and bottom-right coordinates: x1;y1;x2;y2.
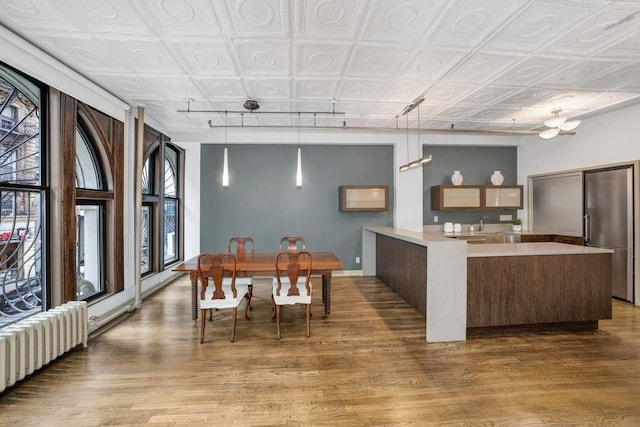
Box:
491;171;504;186
451;170;463;185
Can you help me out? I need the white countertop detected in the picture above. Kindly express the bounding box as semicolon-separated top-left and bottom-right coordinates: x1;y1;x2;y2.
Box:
364;226;612;257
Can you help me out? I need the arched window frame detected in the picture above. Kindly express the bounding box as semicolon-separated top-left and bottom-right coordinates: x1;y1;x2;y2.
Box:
140;125;183;276
74;112;112;301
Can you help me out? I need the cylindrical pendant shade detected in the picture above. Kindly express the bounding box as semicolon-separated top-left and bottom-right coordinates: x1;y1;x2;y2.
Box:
222;147;229;187
296;147;302;188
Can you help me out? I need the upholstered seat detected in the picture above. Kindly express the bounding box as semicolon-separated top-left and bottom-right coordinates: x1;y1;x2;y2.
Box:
197;252;249;343
272;250;312;339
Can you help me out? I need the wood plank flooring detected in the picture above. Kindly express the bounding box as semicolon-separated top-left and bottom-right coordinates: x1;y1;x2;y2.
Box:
1;275;639;426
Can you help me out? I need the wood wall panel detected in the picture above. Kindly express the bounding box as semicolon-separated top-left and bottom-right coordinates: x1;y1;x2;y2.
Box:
467;254;612;328
376;234;427;316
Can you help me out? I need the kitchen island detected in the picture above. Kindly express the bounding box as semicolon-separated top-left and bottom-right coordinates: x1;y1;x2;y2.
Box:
362;226;613;343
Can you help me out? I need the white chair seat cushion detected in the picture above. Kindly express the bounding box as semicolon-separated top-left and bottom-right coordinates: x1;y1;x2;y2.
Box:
223;277;252;286
199;284;249;310
272;277;312;305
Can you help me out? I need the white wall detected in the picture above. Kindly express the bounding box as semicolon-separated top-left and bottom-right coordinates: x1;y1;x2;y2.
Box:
518;103;640;224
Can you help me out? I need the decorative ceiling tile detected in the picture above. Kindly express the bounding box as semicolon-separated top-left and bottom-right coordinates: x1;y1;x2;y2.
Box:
171;42;237;76
457;86;521;107
296;0;364;40
243;77;291;100
379;80;432;103
34;34;132;73
296;42;352;77
433;106;481;120
102;39;184;74
138;0;220;37
399;48;466;81
345;44;409;78
361;0;447;43
336;79;391;101
218;0;288;37
544;5;640;56
426;0;528;48
235;41;290;76
537;60;628;89
577;62;640;91
144;76;204;100
422;83;477;104
491;56;575;86
294;78;339;100
90;73;161;98
485;0;603;52
443;52;521;84
192;77;248;100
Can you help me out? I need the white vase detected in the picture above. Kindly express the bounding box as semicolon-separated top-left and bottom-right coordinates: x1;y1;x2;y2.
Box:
451;170;463;185
491;170;504;186
512;224;522;232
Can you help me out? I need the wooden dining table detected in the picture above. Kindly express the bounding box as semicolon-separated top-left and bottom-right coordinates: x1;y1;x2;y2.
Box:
172;252;344;320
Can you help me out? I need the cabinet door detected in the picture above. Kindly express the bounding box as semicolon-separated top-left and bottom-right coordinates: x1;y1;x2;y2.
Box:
484;186;522;209
432;186;481;210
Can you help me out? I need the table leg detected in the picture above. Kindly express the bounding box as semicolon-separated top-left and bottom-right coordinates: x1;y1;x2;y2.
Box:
322;270;331;317
190;271;198;321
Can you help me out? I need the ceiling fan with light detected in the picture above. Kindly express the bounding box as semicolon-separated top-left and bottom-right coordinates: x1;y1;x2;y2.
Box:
538;108;581;139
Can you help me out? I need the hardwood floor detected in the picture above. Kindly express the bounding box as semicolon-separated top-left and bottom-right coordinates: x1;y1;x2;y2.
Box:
1;275;639;426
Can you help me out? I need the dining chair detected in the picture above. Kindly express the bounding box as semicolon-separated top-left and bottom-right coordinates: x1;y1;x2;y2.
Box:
196;252;249;343
272;251;312;339
226;237;254;310
279;236;306;251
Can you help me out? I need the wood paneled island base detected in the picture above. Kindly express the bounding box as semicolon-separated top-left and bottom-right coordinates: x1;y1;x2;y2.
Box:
467;253;612;329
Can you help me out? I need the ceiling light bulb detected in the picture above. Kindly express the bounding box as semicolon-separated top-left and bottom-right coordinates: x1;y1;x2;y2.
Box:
419;155;433;165
539;128;560;139
558;120;581;131
408;159;421;169
544;116;567;128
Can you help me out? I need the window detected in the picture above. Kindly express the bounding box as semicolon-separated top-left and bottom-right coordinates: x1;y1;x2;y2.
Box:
74;120;109;301
0;63;45;327
140;126;183;276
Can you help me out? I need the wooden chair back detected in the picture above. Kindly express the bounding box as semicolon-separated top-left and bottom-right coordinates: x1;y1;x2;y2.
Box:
279;236;306;251
196;252;237;300
274;251;312;297
227;237;255;257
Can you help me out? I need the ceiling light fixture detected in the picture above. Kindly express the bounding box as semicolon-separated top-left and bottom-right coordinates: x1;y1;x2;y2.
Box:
296;112;302;188
222;111;229;187
399;101;432;172
539;108;581;139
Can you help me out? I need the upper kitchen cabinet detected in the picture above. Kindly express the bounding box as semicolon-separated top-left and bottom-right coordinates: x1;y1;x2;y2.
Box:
431;185;523;210
431;185;482;210
339;185;389;212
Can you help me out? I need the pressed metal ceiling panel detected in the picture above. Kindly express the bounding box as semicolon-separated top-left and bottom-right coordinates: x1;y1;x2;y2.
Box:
0;0;638;136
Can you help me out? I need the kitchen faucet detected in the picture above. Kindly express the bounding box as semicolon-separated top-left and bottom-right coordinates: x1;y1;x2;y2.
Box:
479;217;489;232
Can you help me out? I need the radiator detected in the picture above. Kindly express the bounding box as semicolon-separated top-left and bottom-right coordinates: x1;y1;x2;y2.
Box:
0;301;88;393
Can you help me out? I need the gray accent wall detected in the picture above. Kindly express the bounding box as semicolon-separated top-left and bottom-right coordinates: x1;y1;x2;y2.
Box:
200;144;394;270
423;145;518;226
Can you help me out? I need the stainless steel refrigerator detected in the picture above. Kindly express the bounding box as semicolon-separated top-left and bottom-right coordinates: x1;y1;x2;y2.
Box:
584;167;634;302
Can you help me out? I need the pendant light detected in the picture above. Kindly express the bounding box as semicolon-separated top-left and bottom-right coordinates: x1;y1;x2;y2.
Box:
296;112;302;188
222;111;229;187
399;101;432;171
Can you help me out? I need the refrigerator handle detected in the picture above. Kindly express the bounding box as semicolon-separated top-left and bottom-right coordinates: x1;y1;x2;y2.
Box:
584;214;590;244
